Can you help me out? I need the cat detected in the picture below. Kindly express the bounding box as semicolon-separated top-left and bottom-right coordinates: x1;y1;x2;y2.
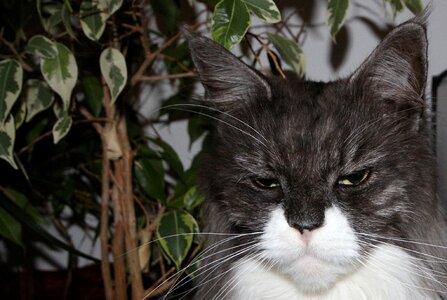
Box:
180;14;447;300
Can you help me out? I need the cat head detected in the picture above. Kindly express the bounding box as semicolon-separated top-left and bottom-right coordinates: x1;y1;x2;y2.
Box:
187;16;436;292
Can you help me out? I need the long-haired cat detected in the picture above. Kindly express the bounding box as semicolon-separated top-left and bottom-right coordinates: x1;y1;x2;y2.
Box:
184;14;447;300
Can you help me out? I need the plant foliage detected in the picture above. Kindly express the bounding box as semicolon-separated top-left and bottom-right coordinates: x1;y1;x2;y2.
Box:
0;0;422;299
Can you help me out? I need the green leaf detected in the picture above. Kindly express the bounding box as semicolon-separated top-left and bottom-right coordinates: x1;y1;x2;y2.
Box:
187;115;206;147
0;207;23;247
61;4;76;39
134;157;166;202
157;210;199;270
80;0;107;41
385;0;404;17
152;138;185;180
183;186;204;211
52;114;72;144
100;47;127;103
268;33;306;77
41;43;78;111
2;188;44;224
24;79;55;123
0;115;17;169
150;0;180;33
243;0;281;23
205;0;221;7
63;0;74;13
327;0;350;38
0;59;23;124
82;75;103;117
211;0;251;50
403;0;423;14
0;193;99;262
25;35;58;58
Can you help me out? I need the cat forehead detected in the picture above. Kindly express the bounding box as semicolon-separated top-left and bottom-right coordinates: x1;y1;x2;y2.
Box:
246;79;358;131
223;80;389;171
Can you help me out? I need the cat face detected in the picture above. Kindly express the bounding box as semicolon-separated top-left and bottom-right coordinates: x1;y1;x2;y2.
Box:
188;17;437;294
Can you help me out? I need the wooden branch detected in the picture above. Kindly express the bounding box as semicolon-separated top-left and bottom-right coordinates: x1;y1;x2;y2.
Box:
265;48;286;79
112;221;126;300
100;125;114;300
144;267;176;299
130;32;181;86
99;80;115;300
0;36;33;72
116;116;144;300
138;71;196;82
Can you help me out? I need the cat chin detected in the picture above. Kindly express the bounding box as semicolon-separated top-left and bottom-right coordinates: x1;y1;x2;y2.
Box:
257;205;361;292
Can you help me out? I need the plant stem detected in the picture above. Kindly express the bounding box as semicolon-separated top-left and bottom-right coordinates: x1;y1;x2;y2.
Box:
117;115;144;300
100;126;114;300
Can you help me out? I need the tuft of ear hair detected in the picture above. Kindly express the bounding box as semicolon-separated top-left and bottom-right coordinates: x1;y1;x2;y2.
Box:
349;13;429;109
184;30;272;108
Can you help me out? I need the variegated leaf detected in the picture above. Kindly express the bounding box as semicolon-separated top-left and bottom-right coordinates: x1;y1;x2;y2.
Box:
157;210;199;270
243;0;281;23
268;33;306;77
24;79;55;123
80;0;107;41
211;0;251;50
327;0;350;38
13;100;26;129
0;59;23;124
52;114;72;144
37;0;64;35
41;43;78;111
53;101;64;119
0;115;17;169
80;0;123;41
100;47;127;103
25;35;58;58
104;0;123;16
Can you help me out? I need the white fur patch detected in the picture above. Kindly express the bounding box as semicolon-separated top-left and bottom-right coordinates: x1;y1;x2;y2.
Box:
228;206;438;300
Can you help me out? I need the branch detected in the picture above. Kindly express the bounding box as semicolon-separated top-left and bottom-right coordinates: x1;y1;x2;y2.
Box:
138;71;196;82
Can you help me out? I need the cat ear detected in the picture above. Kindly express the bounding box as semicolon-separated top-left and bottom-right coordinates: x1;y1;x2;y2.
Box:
349;18;428;108
185;31;272;107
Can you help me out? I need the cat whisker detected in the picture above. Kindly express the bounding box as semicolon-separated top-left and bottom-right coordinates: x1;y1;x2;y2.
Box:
354;255;443;296
160;240;259;299
355;246;447;295
211;252;266;300
118;231;260;259
357;240;447;283
356;232;447;249
161;103;270;144
358;235;447;264
181;243;260;300
159;104;274;155
143;234;260;299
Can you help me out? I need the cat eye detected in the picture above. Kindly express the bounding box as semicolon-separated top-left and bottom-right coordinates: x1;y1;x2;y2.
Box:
337;169;370;187
252;178;281;189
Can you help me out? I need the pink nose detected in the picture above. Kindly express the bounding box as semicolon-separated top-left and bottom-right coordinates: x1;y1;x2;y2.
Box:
299;229;314;245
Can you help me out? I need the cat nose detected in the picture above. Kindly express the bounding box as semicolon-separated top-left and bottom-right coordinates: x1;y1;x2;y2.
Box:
290;220;322;234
